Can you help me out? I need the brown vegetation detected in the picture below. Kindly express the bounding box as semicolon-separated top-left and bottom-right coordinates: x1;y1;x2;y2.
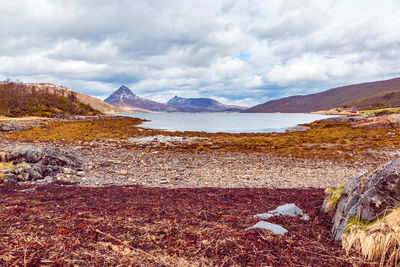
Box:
3;116;400;162
0;81;101;117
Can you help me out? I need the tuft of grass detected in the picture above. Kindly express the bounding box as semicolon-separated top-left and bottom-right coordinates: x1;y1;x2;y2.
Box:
342;208;400;266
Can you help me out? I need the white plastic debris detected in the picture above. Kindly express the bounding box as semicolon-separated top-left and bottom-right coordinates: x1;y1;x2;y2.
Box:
246;221;288;235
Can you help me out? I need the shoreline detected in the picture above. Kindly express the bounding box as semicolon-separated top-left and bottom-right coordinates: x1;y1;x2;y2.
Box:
1;114;398;188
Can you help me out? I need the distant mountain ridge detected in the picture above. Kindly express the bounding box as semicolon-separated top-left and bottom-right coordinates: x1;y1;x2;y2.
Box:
104;86;178;112
167;96;246;112
243;77;400;113
104;86;246;112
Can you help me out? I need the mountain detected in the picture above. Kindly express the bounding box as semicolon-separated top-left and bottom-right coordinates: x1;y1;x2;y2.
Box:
243;77;400;113
167;96;246;112
104;86;179;112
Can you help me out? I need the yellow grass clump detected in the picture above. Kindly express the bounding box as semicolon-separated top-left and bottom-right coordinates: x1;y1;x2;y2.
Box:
342;208;400;266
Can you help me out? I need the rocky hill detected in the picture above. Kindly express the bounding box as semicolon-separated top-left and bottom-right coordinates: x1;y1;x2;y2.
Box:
0;81;106;117
243;77;400;113
104;86;179;112
167;96;246;112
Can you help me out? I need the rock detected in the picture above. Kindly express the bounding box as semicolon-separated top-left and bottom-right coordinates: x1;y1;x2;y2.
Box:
0;152;7;162
160;178;169;184
242;175;250;179
44;176;53;183
63;168;72;174
254;203;306;219
120;170;128;175
301;214;310;221
246;221;288;235
6;147;91;167
210;145;220;149
326;158;400;241
0;123;19;132
27;169;42;181
21;172;29;181
76;171;85;177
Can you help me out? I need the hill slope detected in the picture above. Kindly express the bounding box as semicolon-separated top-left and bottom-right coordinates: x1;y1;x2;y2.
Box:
167;96;246;112
243;77;400;113
0;81;105;117
104;86;179;112
24;83;122;114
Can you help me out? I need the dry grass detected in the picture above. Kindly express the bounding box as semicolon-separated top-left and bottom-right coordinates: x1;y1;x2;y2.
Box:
342;209;400;266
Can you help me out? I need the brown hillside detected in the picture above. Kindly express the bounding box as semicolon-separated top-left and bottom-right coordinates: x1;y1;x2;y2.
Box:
24;83;122;114
0;82;101;117
243;77;400;113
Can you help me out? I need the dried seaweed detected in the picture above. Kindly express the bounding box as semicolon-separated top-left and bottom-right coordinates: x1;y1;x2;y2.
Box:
0;184;367;266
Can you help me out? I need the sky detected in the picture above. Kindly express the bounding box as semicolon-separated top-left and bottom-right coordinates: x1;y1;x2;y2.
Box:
1;0;400;107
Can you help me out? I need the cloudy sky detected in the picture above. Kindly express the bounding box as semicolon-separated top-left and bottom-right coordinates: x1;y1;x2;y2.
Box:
1;0;399;107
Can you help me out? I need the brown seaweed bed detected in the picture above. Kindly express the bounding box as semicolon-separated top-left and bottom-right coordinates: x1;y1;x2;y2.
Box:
0;184;367;266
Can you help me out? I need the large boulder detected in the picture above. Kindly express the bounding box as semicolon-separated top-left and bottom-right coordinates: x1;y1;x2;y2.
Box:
5;147;91;167
326;159;400;240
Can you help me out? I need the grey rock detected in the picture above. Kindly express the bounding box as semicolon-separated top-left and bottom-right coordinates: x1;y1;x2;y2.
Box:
301;214;310;221
44;176;53;183
255;203;306;219
246;221;288;235
6;147;91;167
160;178;169;184
21;172;29;181
76;171;85;177
27;169;42;181
0;123;19;132
326;158;400;241
63;168;73;174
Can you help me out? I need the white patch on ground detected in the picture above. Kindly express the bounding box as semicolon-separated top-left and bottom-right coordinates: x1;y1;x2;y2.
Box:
127;135;207;143
246;221;288;235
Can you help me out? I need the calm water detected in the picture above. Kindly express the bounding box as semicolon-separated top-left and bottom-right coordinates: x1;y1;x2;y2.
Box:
118;113;336;133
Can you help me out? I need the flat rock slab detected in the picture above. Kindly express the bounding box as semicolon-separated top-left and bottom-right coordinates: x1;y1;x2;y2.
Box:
246;221;288;235
254;203;309;220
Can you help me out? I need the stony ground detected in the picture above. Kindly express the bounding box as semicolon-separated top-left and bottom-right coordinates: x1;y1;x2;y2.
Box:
0;139;381;189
